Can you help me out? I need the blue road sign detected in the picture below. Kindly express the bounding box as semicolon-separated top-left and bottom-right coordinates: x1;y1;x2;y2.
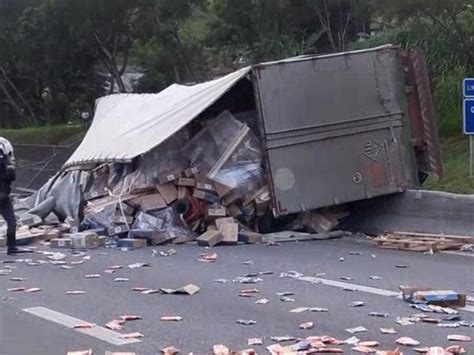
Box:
464;78;474;97
464;99;474;134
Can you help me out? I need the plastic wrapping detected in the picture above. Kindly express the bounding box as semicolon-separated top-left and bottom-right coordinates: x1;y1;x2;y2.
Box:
26;170;91;221
127;132;189;194
83;202;116;229
183;110;264;189
151;207;195;240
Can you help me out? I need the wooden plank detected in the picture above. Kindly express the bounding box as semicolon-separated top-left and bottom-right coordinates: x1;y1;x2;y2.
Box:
392;231;473;243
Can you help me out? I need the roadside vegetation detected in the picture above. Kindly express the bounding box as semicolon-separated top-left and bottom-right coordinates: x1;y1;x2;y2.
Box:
0;0;473;193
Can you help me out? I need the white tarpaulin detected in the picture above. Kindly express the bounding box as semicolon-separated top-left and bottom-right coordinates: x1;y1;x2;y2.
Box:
64;66;251;168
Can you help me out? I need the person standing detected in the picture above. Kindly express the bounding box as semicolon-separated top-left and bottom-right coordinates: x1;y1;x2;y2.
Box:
0;137;20;255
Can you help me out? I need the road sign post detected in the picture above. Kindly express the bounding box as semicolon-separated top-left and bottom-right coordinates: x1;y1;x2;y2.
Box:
463;79;474;177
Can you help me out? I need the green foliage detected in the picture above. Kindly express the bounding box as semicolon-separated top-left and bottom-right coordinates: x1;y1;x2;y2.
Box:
355;2;474;136
424;137;474;194
0;124;83;145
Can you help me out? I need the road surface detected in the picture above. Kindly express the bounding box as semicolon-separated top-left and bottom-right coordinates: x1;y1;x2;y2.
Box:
1;236;473;354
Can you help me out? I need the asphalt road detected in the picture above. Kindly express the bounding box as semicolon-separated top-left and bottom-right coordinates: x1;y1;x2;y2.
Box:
1;237;473;354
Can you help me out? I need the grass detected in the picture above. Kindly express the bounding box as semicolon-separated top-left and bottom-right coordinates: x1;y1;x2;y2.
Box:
0;124;84;145
424;136;474;194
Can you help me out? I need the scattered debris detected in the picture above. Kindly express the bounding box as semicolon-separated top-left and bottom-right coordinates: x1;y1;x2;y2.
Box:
236;319;256;326
255;298;270;305
340;276;354;281
447;334;471;342
67;350;92;355
402;287;466;307
114;278;130;282
289;307;309;313
128;263;150;269
310;307;329;312
395;264;409;269
369;312;389;318
73;323;95;329
276;291;294;297
67;290;86;295
7;287;26;292
248;338;263;346
213;344;230;355
233;277;263;284
352;346;376;353
160;316;183;322
299;321;314;330
396;337;420;346
375;232;470;252
119;332;144;339
24;287;41;293
10;277;26;282
346;326;368;334
370;276;382;280
270;336;296;342
85;274;101;279
339;257;345;262
380;327;397;334
344;336;360;345
280;297;296;303
161;346;180;355
120;315;142;321
105;320;123;330
348;301;365;307
198;253;218;263
160;284;200;295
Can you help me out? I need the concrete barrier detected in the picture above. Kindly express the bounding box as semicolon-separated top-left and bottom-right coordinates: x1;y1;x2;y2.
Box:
346;190;474;237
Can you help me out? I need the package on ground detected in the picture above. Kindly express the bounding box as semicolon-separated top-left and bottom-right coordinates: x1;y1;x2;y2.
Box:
197;230;224;247
108;224;130;237
156;183;178;205
117;238;147;249
402;287;466;307
50;238;73;248
70;232;104;249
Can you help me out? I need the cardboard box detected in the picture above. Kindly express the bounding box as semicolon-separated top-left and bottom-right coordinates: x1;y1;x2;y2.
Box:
156;183;178;205
134;212;164;229
50;238;73;248
238;231;263;244
177;186;191;200
243;186;269;207
176;178;196;187
215;217;234;230
84;189;107;201
172;235;196;245
139;193;167;212
214;181;233;198
193;189;220;203
184;166;199;177
197;230;223;247
206;206;227;220
117;202;135;216
220;222;239;244
112;213;134;225
221;189;244;206
70;232;102;249
401;287;466;307
227;204;243;218
117;238;147;249
195;182;217;194
107;224;130;237
155;169;181;184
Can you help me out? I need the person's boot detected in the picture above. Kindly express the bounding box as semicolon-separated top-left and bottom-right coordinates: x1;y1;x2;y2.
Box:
7;247;32;255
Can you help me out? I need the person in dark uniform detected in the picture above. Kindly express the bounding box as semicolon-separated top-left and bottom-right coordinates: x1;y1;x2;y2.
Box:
0;137;20;255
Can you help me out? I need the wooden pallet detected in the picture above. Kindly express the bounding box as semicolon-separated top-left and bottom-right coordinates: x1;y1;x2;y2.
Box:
374;234;466;252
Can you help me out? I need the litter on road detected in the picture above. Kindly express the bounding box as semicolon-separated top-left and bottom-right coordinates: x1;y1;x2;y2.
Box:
160;284;200;295
396;337;420;346
346;326;368;334
236;319;257;326
160;316;183;322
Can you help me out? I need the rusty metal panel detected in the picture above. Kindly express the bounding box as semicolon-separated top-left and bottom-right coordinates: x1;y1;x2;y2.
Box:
401;49;443;180
253;46;419;216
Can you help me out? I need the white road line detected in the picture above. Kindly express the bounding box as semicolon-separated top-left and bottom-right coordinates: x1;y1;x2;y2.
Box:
23;306;140;346
296;276;474;313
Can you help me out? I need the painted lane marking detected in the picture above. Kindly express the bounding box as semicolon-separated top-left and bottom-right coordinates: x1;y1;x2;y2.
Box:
23;306;140;346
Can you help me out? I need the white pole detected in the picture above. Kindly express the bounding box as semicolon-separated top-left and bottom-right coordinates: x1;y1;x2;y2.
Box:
470;135;473;177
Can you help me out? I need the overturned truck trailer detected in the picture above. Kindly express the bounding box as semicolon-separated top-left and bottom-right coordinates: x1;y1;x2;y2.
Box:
31;45;442;231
